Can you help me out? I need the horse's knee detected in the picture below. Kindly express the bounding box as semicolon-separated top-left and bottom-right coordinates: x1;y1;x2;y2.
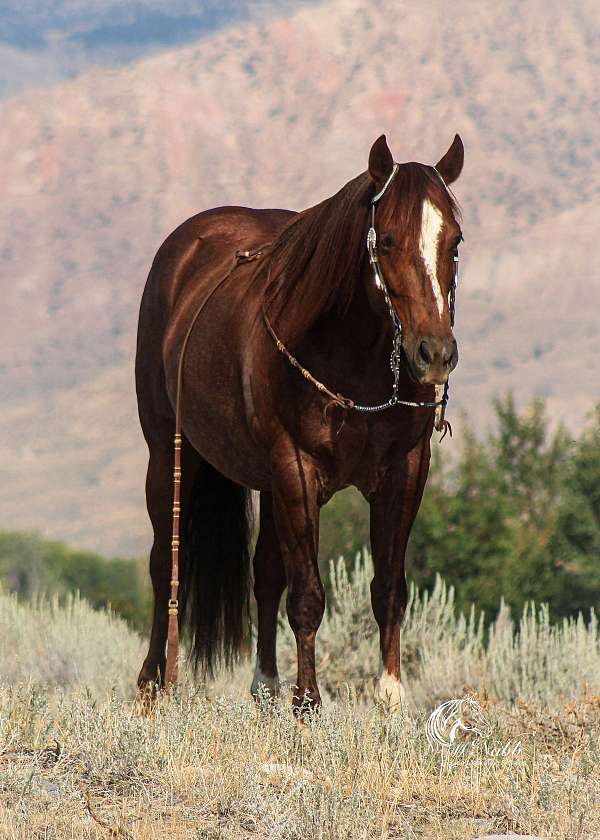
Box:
370;577;407;627
286;580;325;636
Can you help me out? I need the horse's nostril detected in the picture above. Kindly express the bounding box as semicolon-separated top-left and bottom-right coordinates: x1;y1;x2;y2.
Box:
417;337;457;373
419;340;432;365
444;340;458;367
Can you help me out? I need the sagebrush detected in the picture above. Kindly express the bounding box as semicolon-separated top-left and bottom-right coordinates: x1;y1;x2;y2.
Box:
2;553;600;838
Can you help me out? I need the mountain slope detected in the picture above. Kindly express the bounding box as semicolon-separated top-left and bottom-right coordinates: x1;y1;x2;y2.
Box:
0;1;316;96
1;0;598;554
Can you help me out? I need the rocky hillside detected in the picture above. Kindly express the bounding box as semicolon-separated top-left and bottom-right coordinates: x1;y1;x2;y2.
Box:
0;0;315;95
0;0;598;554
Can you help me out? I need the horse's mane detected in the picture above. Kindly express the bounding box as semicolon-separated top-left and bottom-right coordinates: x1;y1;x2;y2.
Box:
262;163;461;348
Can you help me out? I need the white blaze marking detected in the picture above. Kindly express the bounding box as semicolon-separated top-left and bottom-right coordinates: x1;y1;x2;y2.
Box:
419;199;444;318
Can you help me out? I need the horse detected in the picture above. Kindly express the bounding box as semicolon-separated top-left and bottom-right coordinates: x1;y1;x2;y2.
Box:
135;133;464;713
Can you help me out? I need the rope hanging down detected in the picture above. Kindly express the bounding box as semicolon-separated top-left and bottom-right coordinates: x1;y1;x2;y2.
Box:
164;247;265;690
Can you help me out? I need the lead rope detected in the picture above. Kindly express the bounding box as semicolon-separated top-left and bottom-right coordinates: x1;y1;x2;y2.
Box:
163;246;266;691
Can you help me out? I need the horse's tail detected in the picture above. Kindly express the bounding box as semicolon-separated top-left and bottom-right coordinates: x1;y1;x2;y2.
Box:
180;460;254;677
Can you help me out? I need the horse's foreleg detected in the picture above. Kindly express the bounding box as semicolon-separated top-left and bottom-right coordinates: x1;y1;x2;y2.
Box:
369;435;431;710
271;447;324;714
251;491;286;698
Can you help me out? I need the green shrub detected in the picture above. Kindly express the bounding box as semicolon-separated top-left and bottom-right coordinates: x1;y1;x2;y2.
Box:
4;555;600;710
0;531;150;631
320;396;600;626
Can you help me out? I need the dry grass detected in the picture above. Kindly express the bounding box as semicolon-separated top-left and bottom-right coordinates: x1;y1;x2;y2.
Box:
2;553;600;839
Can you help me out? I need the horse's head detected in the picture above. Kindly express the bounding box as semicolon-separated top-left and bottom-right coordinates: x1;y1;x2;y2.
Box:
365;134;464;386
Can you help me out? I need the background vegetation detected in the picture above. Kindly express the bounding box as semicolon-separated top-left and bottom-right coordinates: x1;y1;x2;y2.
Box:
1;395;598;635
2;562;600;838
320;395;600;624
0;531;150;630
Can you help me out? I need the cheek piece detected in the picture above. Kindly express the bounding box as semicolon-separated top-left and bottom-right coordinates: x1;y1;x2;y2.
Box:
363;164;459;427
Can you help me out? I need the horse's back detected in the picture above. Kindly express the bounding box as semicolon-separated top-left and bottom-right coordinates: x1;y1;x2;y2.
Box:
136;205;294;434
140;205;294;316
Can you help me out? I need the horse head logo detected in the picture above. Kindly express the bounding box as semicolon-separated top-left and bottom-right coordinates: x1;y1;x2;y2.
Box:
426;696;492;748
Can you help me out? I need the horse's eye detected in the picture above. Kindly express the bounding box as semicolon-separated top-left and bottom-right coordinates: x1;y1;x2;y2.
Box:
381;233;396;252
452;233;463;251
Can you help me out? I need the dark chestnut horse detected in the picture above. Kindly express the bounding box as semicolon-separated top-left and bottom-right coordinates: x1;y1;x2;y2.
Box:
136;134;464;712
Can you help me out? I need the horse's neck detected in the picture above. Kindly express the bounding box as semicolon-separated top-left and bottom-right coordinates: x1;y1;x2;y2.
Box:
302;275;408;397
335;278;390;359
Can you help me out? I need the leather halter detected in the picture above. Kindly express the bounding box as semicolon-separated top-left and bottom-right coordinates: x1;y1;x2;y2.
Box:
263;164;459;419
367;162;401;296
365;163;459;427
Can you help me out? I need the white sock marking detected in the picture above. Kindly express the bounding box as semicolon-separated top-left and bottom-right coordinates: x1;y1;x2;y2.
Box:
419;199;444;318
251;659;279;697
376;657;405;709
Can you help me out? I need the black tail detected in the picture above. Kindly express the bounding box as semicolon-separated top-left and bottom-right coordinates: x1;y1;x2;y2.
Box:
181;460;254;677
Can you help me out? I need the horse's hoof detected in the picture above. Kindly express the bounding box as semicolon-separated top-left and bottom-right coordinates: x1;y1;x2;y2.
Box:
292;687;321;721
135;680;160;715
251;669;280;702
374;673;406;716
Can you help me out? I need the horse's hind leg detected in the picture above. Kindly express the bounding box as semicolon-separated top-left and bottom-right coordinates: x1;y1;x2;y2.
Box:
251;492;286;698
137;429;200;696
270;444;324;714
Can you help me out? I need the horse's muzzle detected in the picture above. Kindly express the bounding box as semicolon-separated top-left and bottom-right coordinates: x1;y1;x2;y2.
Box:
412;335;458;385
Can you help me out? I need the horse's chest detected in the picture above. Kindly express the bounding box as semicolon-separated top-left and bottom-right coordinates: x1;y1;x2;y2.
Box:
306;408;430;502
290;408;365;498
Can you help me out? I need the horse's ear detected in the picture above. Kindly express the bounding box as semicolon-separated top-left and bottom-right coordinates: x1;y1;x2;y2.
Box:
435;134;464;185
368;134;394;187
